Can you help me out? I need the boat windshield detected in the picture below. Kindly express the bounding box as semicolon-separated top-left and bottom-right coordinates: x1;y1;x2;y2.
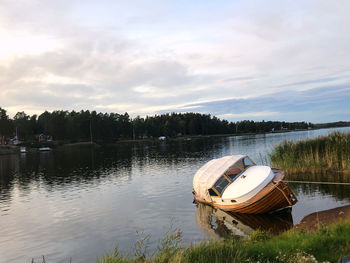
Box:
225;165;242;181
242;157;255;169
209;156;257;197
212;175;230;196
224;157;255;180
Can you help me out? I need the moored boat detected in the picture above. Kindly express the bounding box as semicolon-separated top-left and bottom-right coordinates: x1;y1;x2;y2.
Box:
20;147;27;153
192;155;297;214
39;147;52;151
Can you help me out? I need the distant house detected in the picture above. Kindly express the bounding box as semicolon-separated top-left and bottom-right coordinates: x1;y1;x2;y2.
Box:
37;134;53;142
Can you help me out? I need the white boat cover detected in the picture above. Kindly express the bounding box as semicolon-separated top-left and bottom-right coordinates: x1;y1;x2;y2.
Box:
193;155;246;202
221;166;274;202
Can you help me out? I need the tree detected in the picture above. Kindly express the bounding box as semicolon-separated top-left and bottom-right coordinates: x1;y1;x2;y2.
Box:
0;107;13;137
13;111;31;140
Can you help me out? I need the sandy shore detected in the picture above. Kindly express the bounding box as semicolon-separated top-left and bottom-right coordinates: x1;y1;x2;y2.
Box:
295;204;350;231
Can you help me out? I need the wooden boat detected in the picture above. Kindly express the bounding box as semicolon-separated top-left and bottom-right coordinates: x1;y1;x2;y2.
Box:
20;147;27;153
39;147;52;151
193;155;297;214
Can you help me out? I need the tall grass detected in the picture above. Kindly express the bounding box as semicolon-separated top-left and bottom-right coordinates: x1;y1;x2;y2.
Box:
269;131;350;174
99;220;350;263
31;221;350;262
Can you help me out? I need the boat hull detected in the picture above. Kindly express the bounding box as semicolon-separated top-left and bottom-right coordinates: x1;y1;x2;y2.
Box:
193;180;297;214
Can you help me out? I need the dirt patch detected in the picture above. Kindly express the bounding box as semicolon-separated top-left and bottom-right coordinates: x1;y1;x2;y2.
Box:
295;204;350;231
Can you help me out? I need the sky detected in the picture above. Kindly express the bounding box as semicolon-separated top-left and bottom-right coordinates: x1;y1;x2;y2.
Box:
0;0;349;123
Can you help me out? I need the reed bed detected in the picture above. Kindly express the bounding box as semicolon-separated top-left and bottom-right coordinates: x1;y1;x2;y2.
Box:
269;131;350;174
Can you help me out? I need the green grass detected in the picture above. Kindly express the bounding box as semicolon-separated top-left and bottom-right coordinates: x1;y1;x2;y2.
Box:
99;220;350;263
269;131;350;174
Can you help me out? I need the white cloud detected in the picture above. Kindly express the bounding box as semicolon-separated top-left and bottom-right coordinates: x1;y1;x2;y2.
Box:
217;112;279;119
0;0;349;121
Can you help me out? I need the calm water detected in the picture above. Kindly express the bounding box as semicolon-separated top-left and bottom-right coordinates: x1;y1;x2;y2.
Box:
1;127;350;263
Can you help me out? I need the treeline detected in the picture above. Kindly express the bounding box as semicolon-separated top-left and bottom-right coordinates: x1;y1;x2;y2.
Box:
314;121;350;129
0;107;317;143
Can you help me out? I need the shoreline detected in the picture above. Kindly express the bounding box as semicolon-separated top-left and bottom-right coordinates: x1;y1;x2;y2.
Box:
1;126;348;155
0;145;18;155
295;204;350;231
96;217;350;263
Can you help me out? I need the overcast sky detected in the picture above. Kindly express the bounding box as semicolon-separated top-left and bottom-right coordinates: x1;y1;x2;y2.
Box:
0;0;349;122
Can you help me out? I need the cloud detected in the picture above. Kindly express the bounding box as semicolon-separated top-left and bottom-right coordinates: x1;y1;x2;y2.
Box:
217;112;279;119
178;85;350;122
0;0;349;122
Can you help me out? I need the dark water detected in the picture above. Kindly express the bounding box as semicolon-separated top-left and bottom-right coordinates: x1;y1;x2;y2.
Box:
1;127;350;263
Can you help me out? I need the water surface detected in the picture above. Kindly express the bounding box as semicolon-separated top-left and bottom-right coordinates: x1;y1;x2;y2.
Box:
1;127;350;263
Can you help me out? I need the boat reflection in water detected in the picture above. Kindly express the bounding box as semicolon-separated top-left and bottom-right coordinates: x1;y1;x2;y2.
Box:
195;203;293;240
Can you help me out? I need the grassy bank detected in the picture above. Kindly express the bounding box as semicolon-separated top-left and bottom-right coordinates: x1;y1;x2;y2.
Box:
269;131;350;174
99;220;350;263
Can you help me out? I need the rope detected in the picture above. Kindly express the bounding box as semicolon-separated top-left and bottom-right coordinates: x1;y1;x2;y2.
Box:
283;180;350;185
275;182;293;206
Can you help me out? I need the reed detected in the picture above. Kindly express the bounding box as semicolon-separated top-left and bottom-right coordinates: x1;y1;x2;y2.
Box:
269;131;350;174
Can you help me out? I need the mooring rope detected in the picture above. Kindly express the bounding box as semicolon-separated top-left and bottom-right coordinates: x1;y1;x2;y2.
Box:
283;180;350;185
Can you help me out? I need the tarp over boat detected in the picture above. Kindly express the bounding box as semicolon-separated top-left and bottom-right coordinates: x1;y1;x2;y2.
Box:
193;155;246;202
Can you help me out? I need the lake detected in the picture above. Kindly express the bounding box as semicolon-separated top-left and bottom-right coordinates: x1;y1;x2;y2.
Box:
1;127;350;263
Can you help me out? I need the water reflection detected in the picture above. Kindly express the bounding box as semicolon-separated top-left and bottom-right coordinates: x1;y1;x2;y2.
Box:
0;127;349;263
291;182;350;203
195;203;293;239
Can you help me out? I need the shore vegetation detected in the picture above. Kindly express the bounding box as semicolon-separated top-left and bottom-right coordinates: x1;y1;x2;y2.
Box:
97;220;350;263
270;131;350;174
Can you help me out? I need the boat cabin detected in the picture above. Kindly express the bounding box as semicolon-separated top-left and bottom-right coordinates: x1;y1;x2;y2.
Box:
208;156;255;197
193;155;261;203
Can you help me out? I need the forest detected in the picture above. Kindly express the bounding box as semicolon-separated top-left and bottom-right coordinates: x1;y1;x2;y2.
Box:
0;107;318;143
